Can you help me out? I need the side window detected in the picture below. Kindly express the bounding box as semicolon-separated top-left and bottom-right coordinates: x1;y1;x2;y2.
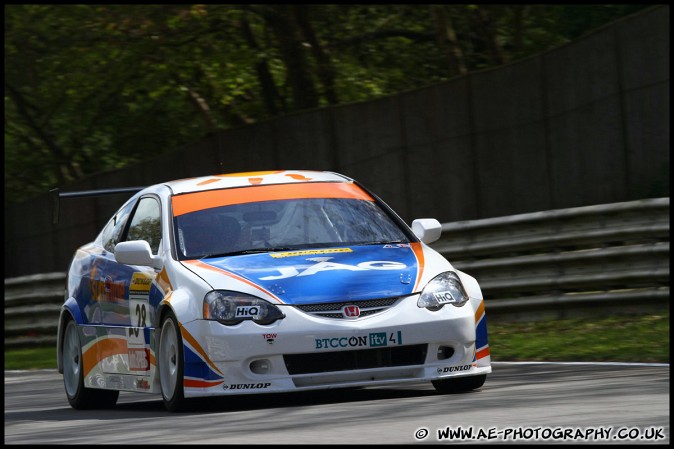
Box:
126;197;162;254
101;201;136;253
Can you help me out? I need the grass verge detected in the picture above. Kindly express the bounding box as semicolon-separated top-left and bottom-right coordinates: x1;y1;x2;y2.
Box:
488;311;669;363
4;311;669;371
4;346;58;370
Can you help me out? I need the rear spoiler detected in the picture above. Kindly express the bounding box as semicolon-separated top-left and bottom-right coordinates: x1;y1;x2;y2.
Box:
50;186;145;224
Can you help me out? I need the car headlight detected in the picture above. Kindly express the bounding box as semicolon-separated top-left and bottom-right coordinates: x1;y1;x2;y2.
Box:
204;291;285;325
417;271;469;310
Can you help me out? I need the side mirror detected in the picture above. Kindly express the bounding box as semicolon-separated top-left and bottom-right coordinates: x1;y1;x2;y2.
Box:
411;218;442;244
114;240;163;270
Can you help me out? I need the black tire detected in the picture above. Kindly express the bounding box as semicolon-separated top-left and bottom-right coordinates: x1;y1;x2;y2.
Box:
432;374;487;394
62;318;119;409
158;311;187;412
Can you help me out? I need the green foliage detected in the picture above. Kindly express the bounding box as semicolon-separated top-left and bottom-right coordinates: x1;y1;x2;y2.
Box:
4;4;651;202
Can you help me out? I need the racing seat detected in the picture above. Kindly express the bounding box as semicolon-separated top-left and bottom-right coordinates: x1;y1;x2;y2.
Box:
220;216;242;249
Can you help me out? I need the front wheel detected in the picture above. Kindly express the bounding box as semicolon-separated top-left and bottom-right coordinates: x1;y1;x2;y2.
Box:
62;318;119;409
432;374;487;394
158;311;187;412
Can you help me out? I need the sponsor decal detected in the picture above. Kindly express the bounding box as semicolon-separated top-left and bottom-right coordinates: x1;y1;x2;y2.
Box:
235;305;263;319
223;383;272;390
369;332;389;347
263;333;277;344
131;274;153;290
127;274;152;372
128;347;150;371
106;375;123;389
135;378;151;390
127;322;150;371
90;276;125;303
437;365;472;374
129;272;151;329
269;248;353;258
315;331;403;349
433;291;460;304
201;245;418;304
260;257;407;280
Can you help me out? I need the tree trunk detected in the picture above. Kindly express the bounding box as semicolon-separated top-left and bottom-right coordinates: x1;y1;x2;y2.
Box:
293;5;338;105
253;5;319;111
240;15;287;116
431;5;467;77
472;7;507;66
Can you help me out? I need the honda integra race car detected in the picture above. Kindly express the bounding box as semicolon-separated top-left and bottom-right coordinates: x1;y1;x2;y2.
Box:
56;170;491;411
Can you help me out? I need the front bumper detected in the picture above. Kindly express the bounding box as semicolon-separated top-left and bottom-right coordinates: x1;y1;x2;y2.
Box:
179;295;491;397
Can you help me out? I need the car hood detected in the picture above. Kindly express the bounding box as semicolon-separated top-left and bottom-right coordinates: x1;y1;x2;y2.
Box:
184;244;422;305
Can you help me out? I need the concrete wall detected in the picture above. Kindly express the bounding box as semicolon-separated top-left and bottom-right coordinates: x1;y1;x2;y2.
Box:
4;6;669;278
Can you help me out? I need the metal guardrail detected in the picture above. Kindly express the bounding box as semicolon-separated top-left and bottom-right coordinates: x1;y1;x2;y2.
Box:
5;272;65;348
4;198;669;348
432;198;670;319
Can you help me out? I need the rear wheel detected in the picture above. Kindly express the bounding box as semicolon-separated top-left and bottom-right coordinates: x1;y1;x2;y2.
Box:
158;311;187;412
432;374;487;394
62;318;119;409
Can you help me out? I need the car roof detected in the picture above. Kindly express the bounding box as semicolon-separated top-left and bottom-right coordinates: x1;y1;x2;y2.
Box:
162;170;353;195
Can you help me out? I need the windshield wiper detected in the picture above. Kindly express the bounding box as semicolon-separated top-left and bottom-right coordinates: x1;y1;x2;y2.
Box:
199;247;296;259
351;239;407;246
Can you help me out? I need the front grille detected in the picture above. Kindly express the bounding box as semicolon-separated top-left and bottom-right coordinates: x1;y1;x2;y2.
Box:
295;296;404;319
284;344;428;375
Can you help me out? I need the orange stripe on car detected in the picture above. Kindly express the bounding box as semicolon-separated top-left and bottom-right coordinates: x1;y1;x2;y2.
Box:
184;378;224;388
476;346;491;360
284;173;313;181
82;337;127;377
179;323;224;376
410;242;425;291
154;267;173;295
172;182;374;216
474;300;485;323
196;178;221;186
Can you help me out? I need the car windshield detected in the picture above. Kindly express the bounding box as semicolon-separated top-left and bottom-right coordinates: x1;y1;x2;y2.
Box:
174;198;409;259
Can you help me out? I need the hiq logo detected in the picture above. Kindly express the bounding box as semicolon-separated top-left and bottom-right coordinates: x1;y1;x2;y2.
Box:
235;306;260;318
433;291;457;304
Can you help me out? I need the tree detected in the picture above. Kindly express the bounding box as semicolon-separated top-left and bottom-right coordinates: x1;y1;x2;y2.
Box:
4;4;650;203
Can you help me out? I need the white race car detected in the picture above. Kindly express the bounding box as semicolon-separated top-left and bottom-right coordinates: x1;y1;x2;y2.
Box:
57;170;491;411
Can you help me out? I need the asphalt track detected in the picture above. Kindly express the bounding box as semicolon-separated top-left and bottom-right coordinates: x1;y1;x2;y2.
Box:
4;362;669;444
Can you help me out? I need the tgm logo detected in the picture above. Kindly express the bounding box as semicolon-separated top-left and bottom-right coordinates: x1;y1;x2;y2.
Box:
259;257;406;280
342;305;360;318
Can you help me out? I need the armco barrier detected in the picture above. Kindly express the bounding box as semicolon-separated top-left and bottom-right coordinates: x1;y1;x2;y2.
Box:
5;272;65;349
4;198;669;348
432;197;670;320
